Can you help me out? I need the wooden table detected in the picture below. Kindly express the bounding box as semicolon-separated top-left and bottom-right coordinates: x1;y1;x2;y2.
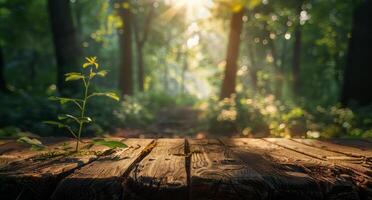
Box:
0;138;371;200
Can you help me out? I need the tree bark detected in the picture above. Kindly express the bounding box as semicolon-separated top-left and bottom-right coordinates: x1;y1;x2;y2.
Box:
266;29;282;99
292;23;302;96
341;0;372;106
247;43;258;91
181;52;188;94
220;9;244;99
117;0;134;96
133;5;154;92
48;0;81;95
0;44;7;92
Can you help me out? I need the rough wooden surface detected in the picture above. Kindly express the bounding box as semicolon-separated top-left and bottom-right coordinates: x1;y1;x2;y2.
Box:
52;138;154;200
124;139;188;200
0;137;371;200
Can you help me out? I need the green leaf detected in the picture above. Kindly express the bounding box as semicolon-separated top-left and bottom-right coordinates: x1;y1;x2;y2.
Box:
65;73;84;81
79;117;92;123
89;72;96;79
65;72;82;76
92;139;128;149
43;121;66;128
96;70;107;77
83;63;92;69
49;97;71;104
49;97;83;108
17;137;45;150
58;114;80;123
89;92;120;101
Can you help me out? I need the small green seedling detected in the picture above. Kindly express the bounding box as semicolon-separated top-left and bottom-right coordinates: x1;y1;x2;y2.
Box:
45;57;126;152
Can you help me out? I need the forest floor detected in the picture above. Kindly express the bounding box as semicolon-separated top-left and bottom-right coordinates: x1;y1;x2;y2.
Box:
112;106;207;138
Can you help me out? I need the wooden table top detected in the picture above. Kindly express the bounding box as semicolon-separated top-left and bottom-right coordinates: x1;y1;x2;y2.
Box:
0;138;371;200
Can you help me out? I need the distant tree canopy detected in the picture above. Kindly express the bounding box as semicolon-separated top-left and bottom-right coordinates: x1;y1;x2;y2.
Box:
0;0;367;108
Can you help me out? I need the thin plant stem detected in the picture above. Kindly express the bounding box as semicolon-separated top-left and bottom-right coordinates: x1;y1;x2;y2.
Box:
75;77;90;152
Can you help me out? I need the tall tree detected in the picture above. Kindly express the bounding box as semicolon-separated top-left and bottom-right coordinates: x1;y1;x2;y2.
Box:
0;44;7;92
48;0;81;94
220;9;245;99
133;2;154;92
341;0;372;106
219;0;261;99
291;4;303;96
117;0;134;96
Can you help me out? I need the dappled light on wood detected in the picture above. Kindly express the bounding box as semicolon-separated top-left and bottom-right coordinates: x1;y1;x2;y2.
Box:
0;138;371;199
0;0;371;199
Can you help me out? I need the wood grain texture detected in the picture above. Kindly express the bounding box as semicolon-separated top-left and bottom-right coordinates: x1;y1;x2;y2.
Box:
0;138;370;200
0;139;114;200
124;139;188;200
51;139;154;200
265;138;372;177
292;139;372;158
222;138;362;200
189;139;271;200
0;137;70;169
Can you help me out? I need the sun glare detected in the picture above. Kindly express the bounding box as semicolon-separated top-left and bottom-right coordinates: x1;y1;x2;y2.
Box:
165;0;212;20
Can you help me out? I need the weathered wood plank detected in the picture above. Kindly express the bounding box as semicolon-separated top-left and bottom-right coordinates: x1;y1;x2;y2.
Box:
51;138;154;200
265;138;371;177
0;137;72;169
0;138;117;200
222;138;362;200
0;139;12;146
124;139;188;200
189;139;271;200
292;139;372;158
0;137;68;154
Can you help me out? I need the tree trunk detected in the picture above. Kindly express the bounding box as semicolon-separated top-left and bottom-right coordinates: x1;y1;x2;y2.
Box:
292;24;302;96
48;0;81;95
0;45;7;92
267;32;282;99
220;9;244;99
247;43;258;91
133;5;154;92
341;0;372;106
181;52;188;94
137;46;144;91
117;0;134;96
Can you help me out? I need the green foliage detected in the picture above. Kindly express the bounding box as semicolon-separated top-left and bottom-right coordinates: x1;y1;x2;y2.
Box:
0;126;25;138
46;57;123;152
17;136;45;150
204;94;372;138
0;93;59;136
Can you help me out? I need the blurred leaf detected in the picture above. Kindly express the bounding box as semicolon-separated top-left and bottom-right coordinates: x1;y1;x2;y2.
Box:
65;72;82;76
89;92;120;101
17;136;45;150
89;72;96;79
43;121;66;128
79;117;92;123
84;57;99;69
65;73;84;81
246;0;261;9
58;114;80;123
97;70;108;77
232;4;243;12
49;97;82;105
92;139;127;149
